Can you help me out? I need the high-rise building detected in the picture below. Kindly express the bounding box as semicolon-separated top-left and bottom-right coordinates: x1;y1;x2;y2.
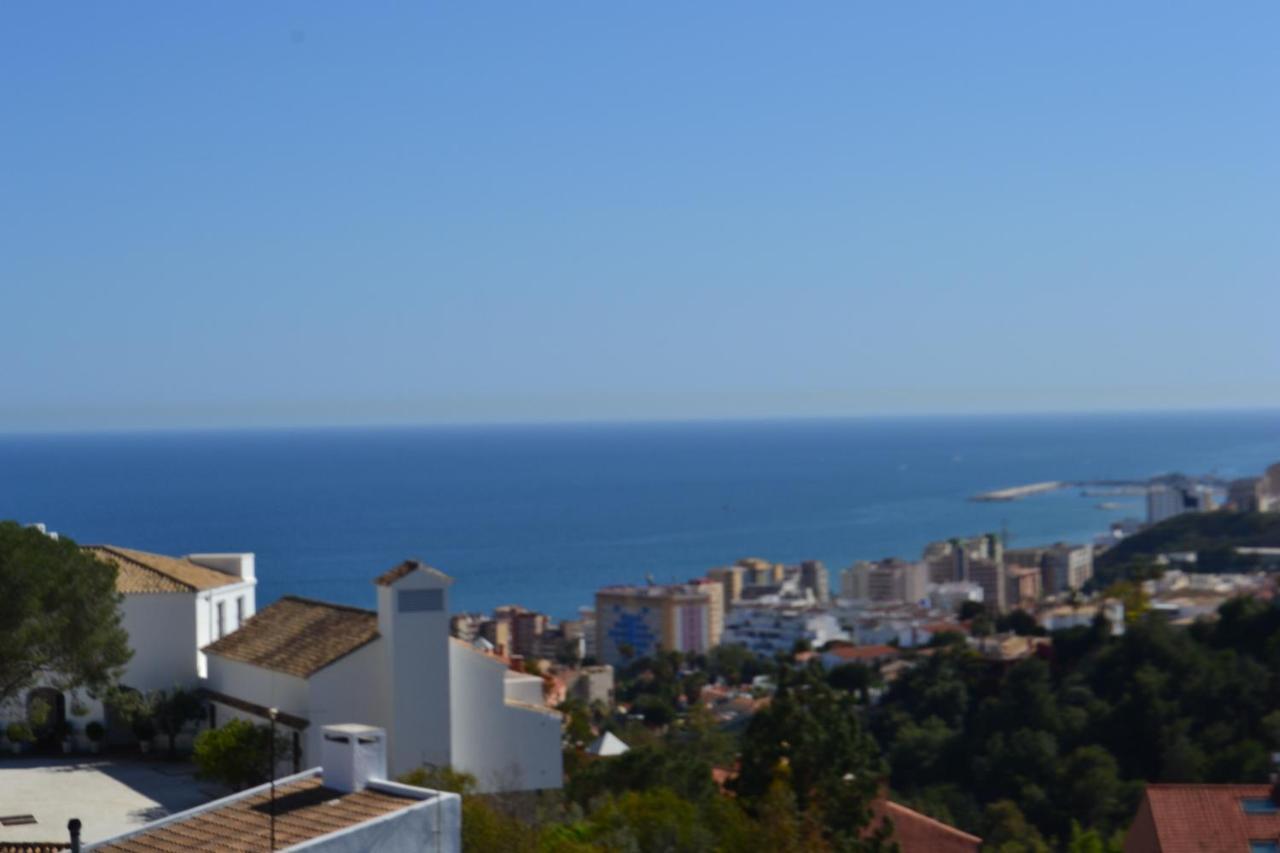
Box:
968;559;1008;612
594;582;723;666
842;559;927;604
706;564;747;604
799;560;830;603
1147;478;1215;524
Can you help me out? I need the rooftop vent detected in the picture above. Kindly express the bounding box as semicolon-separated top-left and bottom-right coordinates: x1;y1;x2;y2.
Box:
321;724;387;794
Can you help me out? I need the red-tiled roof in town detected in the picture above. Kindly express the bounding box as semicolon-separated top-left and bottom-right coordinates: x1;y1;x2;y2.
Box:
868;799;982;852
373;560;453;587
93;776;424;852
824;644;901;662
1123;784;1280;852
86;545;241;594
202;596;379;678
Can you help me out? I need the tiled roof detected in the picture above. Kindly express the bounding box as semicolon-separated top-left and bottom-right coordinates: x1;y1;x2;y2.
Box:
824;644;900;662
86;545;240;594
868;799;982;852
1123;784;1280;852
202;596;379;678
93;775;421;852
373;560;452;587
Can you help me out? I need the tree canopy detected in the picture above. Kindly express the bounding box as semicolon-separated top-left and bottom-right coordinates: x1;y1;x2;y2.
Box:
0;521;131;704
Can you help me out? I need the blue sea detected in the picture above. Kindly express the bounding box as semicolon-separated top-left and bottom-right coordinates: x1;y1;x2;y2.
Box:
1;411;1278;618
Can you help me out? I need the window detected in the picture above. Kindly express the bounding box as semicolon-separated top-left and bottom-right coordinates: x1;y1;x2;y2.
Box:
1248;841;1279;853
236;596;245;628
216;601;225;639
398;589;443;612
1243;799;1280;815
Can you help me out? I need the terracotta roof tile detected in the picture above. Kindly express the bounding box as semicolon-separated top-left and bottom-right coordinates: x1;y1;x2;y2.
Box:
825;644;901;662
94;776;421;852
86;546;241;594
1123;784;1280;852
868;799;982;852
202;597;378;678
373;560;452;587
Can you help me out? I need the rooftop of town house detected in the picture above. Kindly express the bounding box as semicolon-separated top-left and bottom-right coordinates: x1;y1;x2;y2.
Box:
90;771;443;852
867;799;983;852
1124;783;1280;853
85;545;243;594
202;595;378;678
373;559;452;587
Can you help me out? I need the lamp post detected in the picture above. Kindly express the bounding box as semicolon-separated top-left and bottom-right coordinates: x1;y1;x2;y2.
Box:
268;707;278;851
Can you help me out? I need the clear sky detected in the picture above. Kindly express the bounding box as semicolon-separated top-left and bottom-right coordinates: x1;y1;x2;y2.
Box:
3;2;1278;430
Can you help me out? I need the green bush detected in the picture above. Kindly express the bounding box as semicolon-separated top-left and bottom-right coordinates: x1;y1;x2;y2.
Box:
85;721;106;742
6;722;33;743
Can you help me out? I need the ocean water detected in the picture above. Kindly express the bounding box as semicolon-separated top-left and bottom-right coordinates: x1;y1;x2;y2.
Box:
1;411;1278;618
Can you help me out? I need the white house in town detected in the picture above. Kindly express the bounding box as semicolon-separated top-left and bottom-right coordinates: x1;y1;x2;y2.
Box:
3;540;255;743
202;560;563;792
86;724;461;853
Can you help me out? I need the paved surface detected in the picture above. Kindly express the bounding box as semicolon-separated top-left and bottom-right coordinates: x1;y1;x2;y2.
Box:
0;755;224;845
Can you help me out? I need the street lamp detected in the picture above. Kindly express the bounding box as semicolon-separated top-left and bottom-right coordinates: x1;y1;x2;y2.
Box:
268;707;278;851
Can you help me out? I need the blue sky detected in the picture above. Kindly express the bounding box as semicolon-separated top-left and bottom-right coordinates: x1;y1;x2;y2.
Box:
3;2;1277;430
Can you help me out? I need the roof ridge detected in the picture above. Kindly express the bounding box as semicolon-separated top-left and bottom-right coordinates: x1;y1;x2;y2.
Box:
278;595;377;617
881;800;983;842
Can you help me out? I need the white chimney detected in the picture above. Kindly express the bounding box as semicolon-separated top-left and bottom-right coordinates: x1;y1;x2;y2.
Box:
187;553;255;582
321;724;387;794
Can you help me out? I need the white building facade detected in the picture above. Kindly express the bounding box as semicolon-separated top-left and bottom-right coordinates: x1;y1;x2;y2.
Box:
203;561;562;793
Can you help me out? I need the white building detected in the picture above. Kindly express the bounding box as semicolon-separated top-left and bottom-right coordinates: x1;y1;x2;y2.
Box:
1147;480;1215;524
721;604;848;657
202;561;562;793
87;724;461;853
3;543;256;748
927;581;984;614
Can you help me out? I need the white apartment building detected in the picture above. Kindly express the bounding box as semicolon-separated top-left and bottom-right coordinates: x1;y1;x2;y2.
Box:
928;581;984;614
721;605;848;657
1147;480;1215;524
203;561;562;792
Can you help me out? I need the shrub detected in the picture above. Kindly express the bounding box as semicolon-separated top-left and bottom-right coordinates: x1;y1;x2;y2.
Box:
85;721;106;742
6;722;33;744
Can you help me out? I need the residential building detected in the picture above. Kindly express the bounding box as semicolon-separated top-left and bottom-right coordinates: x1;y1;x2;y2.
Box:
968;559;1008;612
706;564;747;604
842;559;927;604
566;664;614;705
493;605;550;658
1037;601;1124;636
721;604;848;657
928;581;984;614
1043;543;1093;593
88;724;461;853
1005;566;1042;609
4;538;257;750
799;560;830;603
595;582;724;665
1146;477;1215;524
1122;784;1280;852
867;798;982;852
1264;462;1280;509
203;561;563;792
820;644;900;669
1228;476;1266;512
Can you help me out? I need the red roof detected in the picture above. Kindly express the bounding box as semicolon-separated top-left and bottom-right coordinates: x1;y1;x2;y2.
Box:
867;799;981;852
825;644;900;662
1124;784;1280;852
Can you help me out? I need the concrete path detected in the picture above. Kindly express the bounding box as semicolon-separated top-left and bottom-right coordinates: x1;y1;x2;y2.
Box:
0;755;223;845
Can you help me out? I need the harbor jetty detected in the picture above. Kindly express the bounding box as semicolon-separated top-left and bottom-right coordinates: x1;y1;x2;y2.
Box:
970;481;1064;502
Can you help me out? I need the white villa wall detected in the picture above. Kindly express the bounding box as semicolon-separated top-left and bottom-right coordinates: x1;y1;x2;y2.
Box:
205;656;309;720
378;570;453;778
503;671;545;707
120;593;198;691
197;581;255;677
305;642;386;770
449;643;562;792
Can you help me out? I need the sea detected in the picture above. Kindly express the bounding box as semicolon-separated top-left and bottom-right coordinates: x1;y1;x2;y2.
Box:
1;410;1278;619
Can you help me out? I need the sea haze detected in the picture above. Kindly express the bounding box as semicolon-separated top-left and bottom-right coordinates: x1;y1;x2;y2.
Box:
1;411;1277;618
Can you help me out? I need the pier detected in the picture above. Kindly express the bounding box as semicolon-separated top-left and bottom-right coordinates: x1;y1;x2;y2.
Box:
970;481;1064;502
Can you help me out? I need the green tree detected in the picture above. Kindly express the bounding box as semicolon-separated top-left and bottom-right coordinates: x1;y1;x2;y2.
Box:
193;719;293;790
0;522;132;704
150;686;205;757
981;799;1049;853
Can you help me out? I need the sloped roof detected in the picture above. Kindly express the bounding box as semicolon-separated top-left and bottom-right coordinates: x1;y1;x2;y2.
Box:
586;731;630;757
85;545;240;594
202;596;379;678
93;775;427;852
868;799;982;852
373;559;453;587
1124;784;1280;852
